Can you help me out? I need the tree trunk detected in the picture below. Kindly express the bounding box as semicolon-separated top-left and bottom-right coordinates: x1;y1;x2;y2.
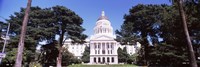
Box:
57;31;64;67
141;32;148;66
177;0;198;67
57;47;62;67
14;0;32;67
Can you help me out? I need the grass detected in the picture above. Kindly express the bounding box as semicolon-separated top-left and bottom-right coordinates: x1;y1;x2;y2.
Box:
68;64;138;67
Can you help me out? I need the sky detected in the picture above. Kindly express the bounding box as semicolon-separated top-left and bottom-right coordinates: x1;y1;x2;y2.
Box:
0;0;171;37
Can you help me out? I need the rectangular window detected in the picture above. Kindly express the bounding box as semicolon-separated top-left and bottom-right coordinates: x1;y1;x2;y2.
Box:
111;43;114;49
98;50;100;54
95;50;97;54
94;43;97;49
102;43;105;50
102;50;105;54
98;43;101;49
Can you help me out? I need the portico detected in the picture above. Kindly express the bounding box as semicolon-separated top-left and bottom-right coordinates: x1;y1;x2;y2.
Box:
90;40;118;64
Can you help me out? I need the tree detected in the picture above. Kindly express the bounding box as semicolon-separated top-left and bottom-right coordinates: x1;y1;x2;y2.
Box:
5;5;86;67
122;47;129;63
117;48;124;63
81;46;90;63
6;6;56;66
37;40;81;66
52;6;87;67
37;41;59;66
170;0;198;67
116;4;165;65
117;47;129;63
15;0;32;67
62;48;81;65
117;4;200;66
149;43;187;66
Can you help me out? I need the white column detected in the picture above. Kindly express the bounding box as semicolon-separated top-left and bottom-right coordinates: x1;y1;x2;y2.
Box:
93;43;94;55
110;42;112;54
91;43;93;55
114;43;116;55
109;57;112;63
90;57;93;64
115;56;118;64
100;42;102;54
105;57;107;63
106;43;108;54
97;57;99;63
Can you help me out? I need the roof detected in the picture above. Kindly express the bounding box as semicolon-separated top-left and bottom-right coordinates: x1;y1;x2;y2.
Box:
97;11;109;20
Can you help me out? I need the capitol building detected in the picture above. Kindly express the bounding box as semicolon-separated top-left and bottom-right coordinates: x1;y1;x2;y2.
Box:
64;11;141;64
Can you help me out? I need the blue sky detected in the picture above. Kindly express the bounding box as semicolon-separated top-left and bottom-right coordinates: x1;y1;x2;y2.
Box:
0;0;171;37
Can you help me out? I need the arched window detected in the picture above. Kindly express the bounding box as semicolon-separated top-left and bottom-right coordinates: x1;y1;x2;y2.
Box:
112;57;114;62
97;29;99;34
94;57;96;62
103;57;105;63
98;57;101;62
100;28;102;33
107;57;110;62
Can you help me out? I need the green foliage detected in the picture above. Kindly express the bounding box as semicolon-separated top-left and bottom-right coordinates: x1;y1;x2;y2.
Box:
128;53;139;64
52;5;87;66
117;3;200;66
117;47;129;63
148;43;187;66
52;6;87;45
0;7;56;66
81;46;90;63
37;41;81;66
62;48;82;65
37;41;59;64
117;4;172;65
0;5;87;66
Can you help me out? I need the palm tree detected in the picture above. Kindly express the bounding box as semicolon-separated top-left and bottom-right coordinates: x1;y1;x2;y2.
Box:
170;0;198;67
14;0;32;67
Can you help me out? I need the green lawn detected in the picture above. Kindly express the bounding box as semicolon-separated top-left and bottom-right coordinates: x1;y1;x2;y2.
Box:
68;64;138;67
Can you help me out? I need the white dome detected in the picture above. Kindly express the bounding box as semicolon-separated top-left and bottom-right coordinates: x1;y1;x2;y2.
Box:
93;11;114;36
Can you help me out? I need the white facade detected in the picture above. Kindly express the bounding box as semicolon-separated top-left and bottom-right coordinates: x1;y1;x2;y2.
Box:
64;39;89;59
89;11;118;64
117;42;141;55
65;11;141;64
